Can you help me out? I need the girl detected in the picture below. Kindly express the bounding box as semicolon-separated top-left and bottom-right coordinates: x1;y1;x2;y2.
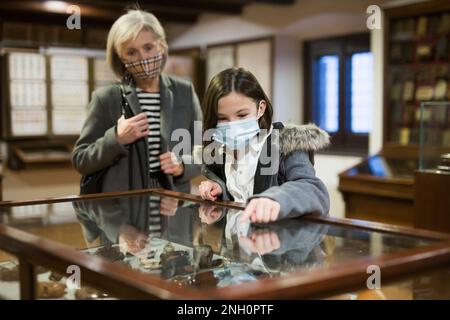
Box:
199;67;330;224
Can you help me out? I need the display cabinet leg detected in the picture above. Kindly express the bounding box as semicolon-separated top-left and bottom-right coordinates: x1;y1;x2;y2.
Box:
19;258;36;300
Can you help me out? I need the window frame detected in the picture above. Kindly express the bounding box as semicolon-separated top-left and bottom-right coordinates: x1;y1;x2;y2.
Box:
304;33;372;155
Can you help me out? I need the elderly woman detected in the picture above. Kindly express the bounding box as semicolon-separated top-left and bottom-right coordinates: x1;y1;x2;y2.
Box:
72;9;202;194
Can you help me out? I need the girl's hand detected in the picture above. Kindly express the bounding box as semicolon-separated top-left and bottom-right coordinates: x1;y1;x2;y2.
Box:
199;204;223;225
199;180;223;201
239;229;280;255
117;113;149;145
239;198;280;223
160;152;184;177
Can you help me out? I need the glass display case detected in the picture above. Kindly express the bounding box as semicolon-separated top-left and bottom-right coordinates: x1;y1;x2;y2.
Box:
413;101;450;234
0;189;449;300
419;101;450;171
338;154;416;226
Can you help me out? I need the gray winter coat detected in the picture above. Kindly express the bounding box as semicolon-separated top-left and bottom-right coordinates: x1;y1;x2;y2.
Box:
203;123;330;219
72;74;202;194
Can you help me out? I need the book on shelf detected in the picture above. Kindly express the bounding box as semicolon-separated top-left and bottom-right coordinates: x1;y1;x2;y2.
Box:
416;16;428;37
438;13;450;34
390;82;403;101
428;15;441;36
415;85;435;101
416;43;434;62
399;127;411;145
403;80;416;101
434;80;448;100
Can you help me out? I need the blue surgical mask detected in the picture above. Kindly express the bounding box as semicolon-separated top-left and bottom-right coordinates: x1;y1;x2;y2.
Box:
212;117;260;150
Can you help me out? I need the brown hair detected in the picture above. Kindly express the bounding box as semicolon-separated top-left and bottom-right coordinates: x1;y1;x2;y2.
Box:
202;67;273;135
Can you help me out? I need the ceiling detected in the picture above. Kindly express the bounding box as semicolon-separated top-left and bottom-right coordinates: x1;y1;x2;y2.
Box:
0;0;296;25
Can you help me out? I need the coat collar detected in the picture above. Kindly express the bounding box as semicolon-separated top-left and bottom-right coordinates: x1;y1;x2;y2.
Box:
252;127;280;195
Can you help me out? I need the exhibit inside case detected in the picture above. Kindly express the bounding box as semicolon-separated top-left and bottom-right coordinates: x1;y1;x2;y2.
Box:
0;189;449;300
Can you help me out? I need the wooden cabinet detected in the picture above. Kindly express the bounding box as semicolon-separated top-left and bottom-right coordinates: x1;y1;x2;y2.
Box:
414;170;450;233
339;154;416;226
340;154;450;232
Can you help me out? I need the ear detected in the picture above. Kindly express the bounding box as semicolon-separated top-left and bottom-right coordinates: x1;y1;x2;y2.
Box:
257;100;267;119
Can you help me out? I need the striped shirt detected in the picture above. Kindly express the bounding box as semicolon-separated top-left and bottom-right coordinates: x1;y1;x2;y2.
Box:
136;88;161;173
148;195;162;239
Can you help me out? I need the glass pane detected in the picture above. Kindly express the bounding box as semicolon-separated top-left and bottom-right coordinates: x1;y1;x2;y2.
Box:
419;101;450;171
0;192;438;297
347;155;417;179
315;55;339;132
351;52;374;133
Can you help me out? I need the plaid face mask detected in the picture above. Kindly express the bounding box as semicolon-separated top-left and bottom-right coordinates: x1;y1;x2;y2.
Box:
124;53;163;79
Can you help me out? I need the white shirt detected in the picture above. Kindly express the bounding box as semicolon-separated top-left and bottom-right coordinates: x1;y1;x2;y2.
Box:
223;125;273;203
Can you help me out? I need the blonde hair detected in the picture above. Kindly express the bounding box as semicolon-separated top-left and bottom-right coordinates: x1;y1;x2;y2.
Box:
106;9;169;79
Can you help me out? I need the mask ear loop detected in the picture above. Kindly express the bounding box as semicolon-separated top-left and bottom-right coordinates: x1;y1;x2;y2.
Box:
256;100;265;120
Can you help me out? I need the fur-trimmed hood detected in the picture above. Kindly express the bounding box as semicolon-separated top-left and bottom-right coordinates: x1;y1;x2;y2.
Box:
278;123;330;156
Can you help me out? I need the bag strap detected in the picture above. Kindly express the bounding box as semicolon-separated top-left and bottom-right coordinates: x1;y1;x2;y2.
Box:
118;84;134;118
118;83;139;190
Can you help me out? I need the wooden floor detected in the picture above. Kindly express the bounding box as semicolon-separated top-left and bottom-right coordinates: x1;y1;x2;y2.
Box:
2;167;206;202
0;222;90;262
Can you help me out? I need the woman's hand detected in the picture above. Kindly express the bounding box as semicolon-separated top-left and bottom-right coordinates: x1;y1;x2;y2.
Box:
239;198;280;223
160;152;184;176
117;113;148;145
199;180;223;201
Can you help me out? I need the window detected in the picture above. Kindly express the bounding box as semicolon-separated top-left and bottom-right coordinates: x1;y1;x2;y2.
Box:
304;33;373;154
315;55;339;133
350;52;374;134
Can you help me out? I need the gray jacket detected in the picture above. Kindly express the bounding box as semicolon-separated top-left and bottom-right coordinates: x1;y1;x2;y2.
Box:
203;123;330;219
72;74;202;193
